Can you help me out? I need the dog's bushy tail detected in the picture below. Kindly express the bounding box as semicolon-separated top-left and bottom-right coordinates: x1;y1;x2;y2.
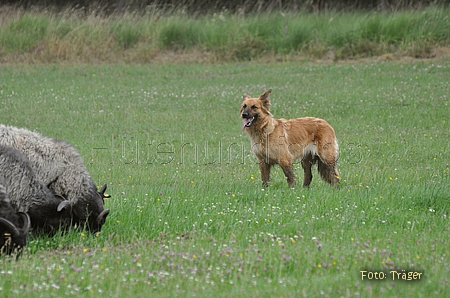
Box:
317;139;340;187
318;159;340;187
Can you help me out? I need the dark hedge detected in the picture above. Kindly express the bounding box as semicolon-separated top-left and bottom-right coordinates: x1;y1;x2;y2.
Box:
3;0;450;15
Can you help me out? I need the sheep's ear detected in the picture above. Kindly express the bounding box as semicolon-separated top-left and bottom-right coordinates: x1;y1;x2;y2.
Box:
259;89;272;110
98;184;111;199
97;209;110;226
17;212;30;234
57;200;72;213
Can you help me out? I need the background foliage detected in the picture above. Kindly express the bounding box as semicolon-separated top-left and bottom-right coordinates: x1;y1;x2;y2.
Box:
0;4;449;63
3;0;450;13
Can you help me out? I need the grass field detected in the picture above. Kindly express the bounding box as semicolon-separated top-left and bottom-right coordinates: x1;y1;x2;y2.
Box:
0;60;449;297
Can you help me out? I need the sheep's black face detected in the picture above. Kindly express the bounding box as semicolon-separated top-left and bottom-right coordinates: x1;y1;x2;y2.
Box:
76;199;110;233
73;184;111;233
2;233;27;256
85;208;110;233
90;184;110;233
0;235;11;255
0;237;15;255
0;213;30;257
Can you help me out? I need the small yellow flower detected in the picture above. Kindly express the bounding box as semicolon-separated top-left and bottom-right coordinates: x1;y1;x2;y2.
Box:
317;263;322;268
416;255;420;259
193;254;197;259
389;177;393;181
83;248;88;253
102;247;107;252
81;232;86;237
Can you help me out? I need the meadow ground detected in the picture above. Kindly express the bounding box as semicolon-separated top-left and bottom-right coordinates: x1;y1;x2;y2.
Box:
0;59;449;297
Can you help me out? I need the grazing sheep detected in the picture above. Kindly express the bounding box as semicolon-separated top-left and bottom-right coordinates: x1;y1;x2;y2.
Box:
0;145;72;234
0;124;110;233
0;185;30;256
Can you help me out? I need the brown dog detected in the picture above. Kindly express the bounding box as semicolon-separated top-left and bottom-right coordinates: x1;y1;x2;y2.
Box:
241;89;340;188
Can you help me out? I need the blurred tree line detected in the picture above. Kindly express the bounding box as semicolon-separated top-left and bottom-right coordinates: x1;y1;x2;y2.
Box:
2;0;449;14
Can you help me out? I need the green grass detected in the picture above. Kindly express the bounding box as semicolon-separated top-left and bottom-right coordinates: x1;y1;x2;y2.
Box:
0;14;49;52
0;60;449;297
0;7;449;62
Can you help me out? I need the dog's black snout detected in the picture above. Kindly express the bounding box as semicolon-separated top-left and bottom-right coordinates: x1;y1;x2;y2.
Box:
242;111;249;118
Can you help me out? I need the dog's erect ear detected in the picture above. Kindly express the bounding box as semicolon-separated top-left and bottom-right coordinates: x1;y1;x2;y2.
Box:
242;93;251;102
260;89;272;100
259;89;272;110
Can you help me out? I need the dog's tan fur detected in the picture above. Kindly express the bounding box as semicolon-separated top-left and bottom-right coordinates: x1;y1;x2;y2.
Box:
240;89;340;188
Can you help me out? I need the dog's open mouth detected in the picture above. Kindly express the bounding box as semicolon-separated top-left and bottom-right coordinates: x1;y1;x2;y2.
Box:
242;117;255;131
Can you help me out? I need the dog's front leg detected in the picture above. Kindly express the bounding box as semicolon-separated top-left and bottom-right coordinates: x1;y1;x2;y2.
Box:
280;164;296;188
259;161;271;187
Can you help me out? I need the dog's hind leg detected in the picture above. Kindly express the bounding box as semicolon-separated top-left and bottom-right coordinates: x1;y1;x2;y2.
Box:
301;154;315;187
280;164;296;188
259;161;271;187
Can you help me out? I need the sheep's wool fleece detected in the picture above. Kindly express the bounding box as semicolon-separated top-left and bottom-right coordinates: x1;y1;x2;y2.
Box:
0;145;56;212
0;125;98;211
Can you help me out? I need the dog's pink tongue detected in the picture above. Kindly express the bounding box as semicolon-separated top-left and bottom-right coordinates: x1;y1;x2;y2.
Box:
242;118;251;131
